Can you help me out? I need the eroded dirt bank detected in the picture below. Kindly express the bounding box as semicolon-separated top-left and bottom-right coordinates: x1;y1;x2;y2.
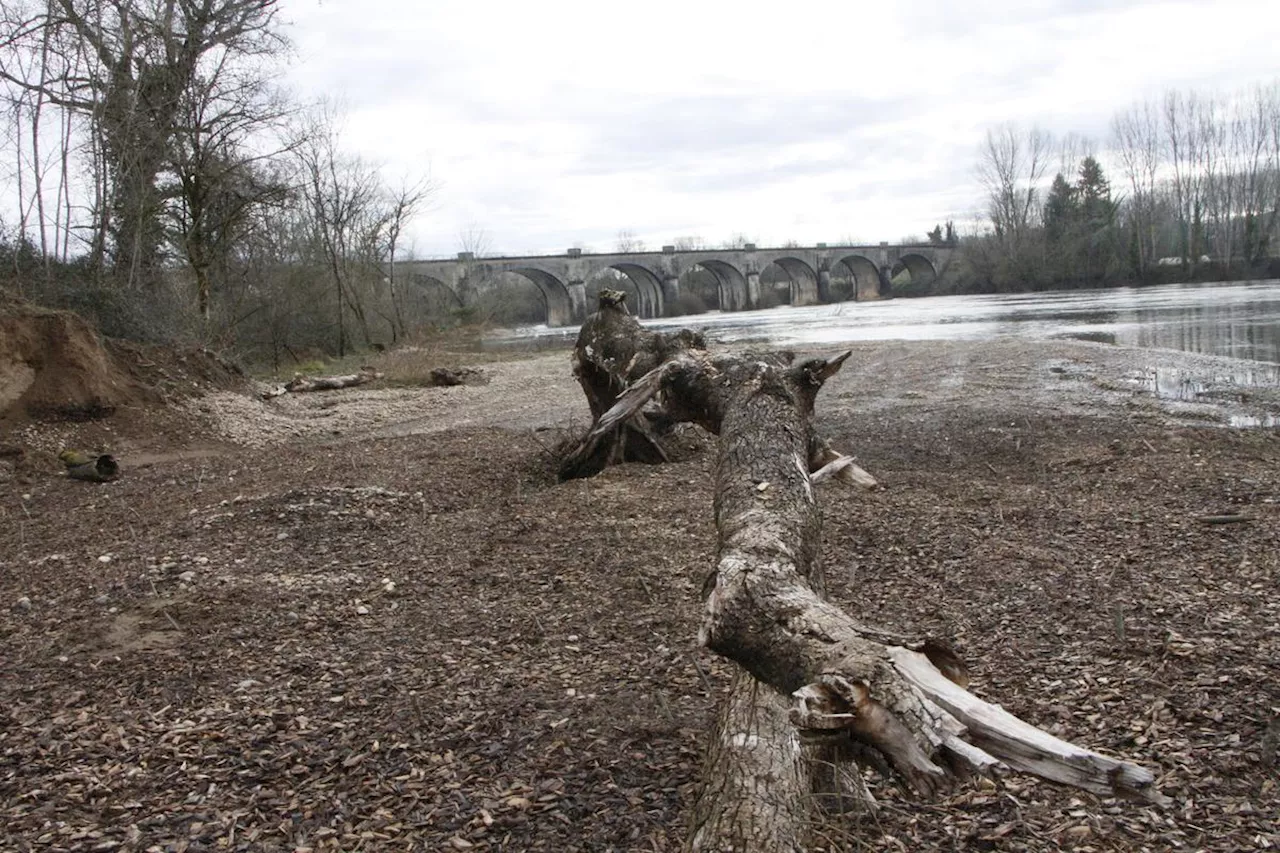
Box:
2;337;1277;851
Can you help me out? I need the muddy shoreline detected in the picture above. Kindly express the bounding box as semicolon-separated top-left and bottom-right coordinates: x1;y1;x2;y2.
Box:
2;337;1277;851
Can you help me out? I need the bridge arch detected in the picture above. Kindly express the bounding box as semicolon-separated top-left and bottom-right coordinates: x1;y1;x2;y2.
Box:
831;253;885;301
509;266;574;326
589;263;665;318
409;273;463;307
761;256;820;307
894;253;938;288
696;259;750;312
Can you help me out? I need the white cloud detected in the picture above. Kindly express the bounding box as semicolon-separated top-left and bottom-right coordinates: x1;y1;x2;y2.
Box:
281;0;1280;256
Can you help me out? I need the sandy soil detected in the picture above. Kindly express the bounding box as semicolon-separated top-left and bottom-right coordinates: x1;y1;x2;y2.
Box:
2;336;1278;851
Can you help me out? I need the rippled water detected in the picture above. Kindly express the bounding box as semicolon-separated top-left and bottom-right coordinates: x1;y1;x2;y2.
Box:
492;279;1280;365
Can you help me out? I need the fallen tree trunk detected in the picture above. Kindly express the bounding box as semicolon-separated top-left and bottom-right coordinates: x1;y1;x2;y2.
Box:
263;368;382;398
687;350;1164;849
688;670;810;853
560;298;1167;850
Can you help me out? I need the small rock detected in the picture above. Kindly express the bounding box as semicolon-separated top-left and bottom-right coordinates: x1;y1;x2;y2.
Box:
177;571;197;583
287;611;300;622
98;555;112;564
13;596;32;611
355;605;370;615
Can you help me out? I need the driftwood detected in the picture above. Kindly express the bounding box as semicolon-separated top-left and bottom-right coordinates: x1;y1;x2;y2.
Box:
560;291;876;489
429;366;486;387
562;292;1165;851
263;368;382;398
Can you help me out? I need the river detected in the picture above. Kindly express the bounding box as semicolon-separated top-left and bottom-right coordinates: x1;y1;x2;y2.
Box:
493;279;1280;366
488;279;1280;428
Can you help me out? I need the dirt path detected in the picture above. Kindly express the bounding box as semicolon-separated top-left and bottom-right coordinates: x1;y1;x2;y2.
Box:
1;336;1277;851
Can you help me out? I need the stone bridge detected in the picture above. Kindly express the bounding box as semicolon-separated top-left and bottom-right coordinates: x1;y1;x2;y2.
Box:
400;241;956;327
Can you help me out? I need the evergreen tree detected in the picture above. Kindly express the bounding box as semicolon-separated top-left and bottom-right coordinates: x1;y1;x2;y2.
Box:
1075;156;1118;282
1043;173;1078;242
1077;157;1115;231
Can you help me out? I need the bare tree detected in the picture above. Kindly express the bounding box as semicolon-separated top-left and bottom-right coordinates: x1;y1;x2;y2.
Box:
614;229;644;253
1056;131;1095;185
1112;99;1162;275
294;103;394;355
381;176;433;341
1163;89;1209;265
163;50;296;323
976;123;1052;250
1235;82;1280;265
0;0;287;291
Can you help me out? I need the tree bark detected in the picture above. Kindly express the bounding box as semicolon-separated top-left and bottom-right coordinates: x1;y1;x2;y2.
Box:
689;671;809;853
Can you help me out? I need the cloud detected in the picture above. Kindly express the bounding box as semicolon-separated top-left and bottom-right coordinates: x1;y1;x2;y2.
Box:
279;0;1280;256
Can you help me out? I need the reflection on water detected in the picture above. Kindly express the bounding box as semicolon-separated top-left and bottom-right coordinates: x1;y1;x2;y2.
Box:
1145;365;1280;401
1230;413;1280;427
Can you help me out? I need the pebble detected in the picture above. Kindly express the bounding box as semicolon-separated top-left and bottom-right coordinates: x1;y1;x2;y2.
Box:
13;596;32;611
178;571;197;583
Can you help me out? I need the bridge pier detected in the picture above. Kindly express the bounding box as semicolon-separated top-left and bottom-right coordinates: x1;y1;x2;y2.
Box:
746;272;761;309
662;276;680;309
567;280;587;324
818;269;832;302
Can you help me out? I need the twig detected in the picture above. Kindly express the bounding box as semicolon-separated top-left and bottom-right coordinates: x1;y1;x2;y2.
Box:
685;651;715;694
1196;513;1253;525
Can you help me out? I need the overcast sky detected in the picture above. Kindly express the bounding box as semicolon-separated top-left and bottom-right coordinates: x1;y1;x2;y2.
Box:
282;0;1280;258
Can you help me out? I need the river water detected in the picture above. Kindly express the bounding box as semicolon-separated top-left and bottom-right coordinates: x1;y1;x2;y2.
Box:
489;280;1280;428
494;279;1280;365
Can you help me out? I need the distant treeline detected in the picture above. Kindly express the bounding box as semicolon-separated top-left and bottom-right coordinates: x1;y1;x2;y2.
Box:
933;79;1280;296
